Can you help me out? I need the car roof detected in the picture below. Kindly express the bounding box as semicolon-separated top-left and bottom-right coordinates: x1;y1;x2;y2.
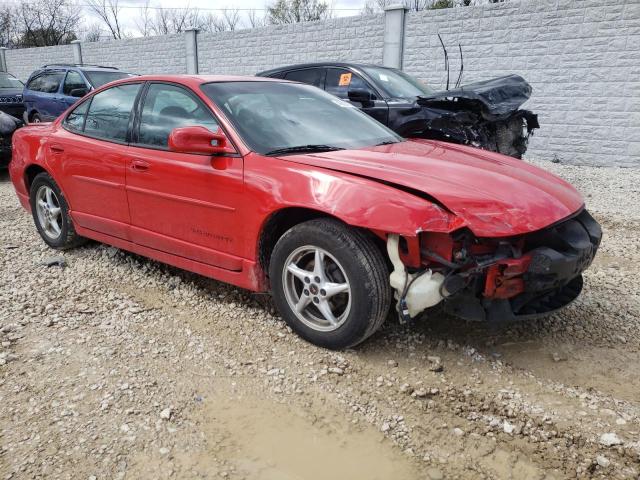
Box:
103;74;289;88
257;62;388;77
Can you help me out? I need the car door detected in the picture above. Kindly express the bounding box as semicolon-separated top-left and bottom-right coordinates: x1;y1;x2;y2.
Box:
125;82;244;271
325;68;389;125
56;82;142;239
39;70;66;120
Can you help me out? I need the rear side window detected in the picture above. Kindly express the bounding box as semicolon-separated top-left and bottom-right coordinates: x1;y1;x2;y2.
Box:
283;68;326;89
63;71;86;95
27;72;64;93
64;100;90;132
83;83;141;143
138;83;219;149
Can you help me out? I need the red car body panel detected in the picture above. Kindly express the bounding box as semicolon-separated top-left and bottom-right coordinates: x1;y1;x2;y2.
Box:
10;75;586;295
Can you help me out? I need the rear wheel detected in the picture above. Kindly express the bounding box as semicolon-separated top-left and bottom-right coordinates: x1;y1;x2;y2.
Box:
29;172;85;249
269;219;391;350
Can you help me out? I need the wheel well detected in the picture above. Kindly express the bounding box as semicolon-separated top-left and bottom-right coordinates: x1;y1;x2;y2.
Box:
24;164;47;191
257;207;387;278
29;110;39;121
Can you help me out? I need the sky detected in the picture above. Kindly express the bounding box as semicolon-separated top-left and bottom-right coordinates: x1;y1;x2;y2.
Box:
93;0;370;35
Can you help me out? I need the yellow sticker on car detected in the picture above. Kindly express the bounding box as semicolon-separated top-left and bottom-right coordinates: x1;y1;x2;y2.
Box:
338;73;352;86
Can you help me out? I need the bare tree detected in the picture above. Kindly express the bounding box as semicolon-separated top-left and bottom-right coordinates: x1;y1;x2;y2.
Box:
361;0;481;13
267;0;331;25
85;0;125;39
81;21;103;42
135;0;153;37
221;8;240;31
245;9;266;28
16;0;80;47
0;6;18;47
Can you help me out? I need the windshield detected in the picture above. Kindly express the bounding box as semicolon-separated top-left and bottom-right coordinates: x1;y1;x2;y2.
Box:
0;74;23;89
83;71;135;88
201;81;402;155
362;66;435;98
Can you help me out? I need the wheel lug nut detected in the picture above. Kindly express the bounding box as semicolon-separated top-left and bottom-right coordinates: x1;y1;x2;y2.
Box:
314;276;321;283
303;289;309;296
304;277;310;284
313;297;319;304
320;289;326;296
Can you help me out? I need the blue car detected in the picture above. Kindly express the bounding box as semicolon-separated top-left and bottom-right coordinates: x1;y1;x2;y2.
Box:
23;64;135;123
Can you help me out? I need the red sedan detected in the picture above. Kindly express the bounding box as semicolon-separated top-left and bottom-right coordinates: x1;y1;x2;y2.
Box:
9;75;601;349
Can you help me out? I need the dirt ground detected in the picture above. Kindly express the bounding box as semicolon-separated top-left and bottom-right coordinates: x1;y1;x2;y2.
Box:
1;160;639;480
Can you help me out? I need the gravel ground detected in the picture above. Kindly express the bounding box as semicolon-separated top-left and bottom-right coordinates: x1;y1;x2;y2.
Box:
1;160;639;480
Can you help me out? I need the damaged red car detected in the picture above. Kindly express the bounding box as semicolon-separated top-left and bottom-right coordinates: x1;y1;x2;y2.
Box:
9;76;601;349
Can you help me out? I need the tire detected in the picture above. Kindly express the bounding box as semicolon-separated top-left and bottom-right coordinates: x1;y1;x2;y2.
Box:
31;112;42;123
29;172;85;250
269;218;391;350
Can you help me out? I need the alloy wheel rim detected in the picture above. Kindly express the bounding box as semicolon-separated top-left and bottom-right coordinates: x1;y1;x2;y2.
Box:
35;185;62;240
282;245;351;332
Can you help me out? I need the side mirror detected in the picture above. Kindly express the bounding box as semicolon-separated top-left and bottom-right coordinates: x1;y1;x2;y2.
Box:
348;89;375;105
168;126;236;155
69;87;89;98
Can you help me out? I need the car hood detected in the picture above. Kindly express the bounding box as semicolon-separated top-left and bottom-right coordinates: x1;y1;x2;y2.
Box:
279;140;584;237
0;87;23;100
416;74;532;117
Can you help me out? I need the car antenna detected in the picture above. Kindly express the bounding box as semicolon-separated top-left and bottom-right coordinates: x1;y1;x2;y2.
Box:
437;33;450;90
455;43;464;88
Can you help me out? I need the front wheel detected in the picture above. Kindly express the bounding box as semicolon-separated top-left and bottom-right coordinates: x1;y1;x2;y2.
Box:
269;219;391;350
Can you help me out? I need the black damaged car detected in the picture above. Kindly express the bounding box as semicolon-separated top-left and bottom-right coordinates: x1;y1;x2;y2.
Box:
257;63;539;159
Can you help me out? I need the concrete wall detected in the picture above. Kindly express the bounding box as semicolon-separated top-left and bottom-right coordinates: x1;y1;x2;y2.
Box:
5;44;74;82
82;34;186;75
3;0;639;166
403;0;640;167
198;14;385;75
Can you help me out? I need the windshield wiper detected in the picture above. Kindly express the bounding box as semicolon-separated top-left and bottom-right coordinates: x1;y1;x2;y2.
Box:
375;140;398;146
265;145;345;156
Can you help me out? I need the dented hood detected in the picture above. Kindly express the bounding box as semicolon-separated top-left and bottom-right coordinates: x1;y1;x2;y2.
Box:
417;74;533;117
280;140;584;237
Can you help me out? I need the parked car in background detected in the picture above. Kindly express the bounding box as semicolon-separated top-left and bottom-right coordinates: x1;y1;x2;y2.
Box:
9;75;600;350
23;64;135;123
0;72;25;166
257;63;539;159
0;72;25;120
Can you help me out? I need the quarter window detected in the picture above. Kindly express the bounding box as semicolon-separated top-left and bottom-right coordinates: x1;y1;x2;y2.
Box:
63;71;87;96
138;83;219;149
63;100;90;132
83;84;141;142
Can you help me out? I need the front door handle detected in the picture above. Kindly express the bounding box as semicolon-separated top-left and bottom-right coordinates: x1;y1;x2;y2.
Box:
131;160;150;172
50;144;64;153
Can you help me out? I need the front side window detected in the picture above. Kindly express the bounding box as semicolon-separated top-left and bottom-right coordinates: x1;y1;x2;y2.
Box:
283;68;326;89
325;68;375;99
63;71;87;96
361;66;436;98
83;83;141;142
63;100;90;132
201;81;401;155
138;83;219;149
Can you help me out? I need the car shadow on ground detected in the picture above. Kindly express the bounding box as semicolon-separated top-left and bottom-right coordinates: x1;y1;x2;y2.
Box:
0;170;10;182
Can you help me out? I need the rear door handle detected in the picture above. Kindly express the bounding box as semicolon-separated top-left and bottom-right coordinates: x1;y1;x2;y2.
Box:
131;160;150;172
50;144;64;153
